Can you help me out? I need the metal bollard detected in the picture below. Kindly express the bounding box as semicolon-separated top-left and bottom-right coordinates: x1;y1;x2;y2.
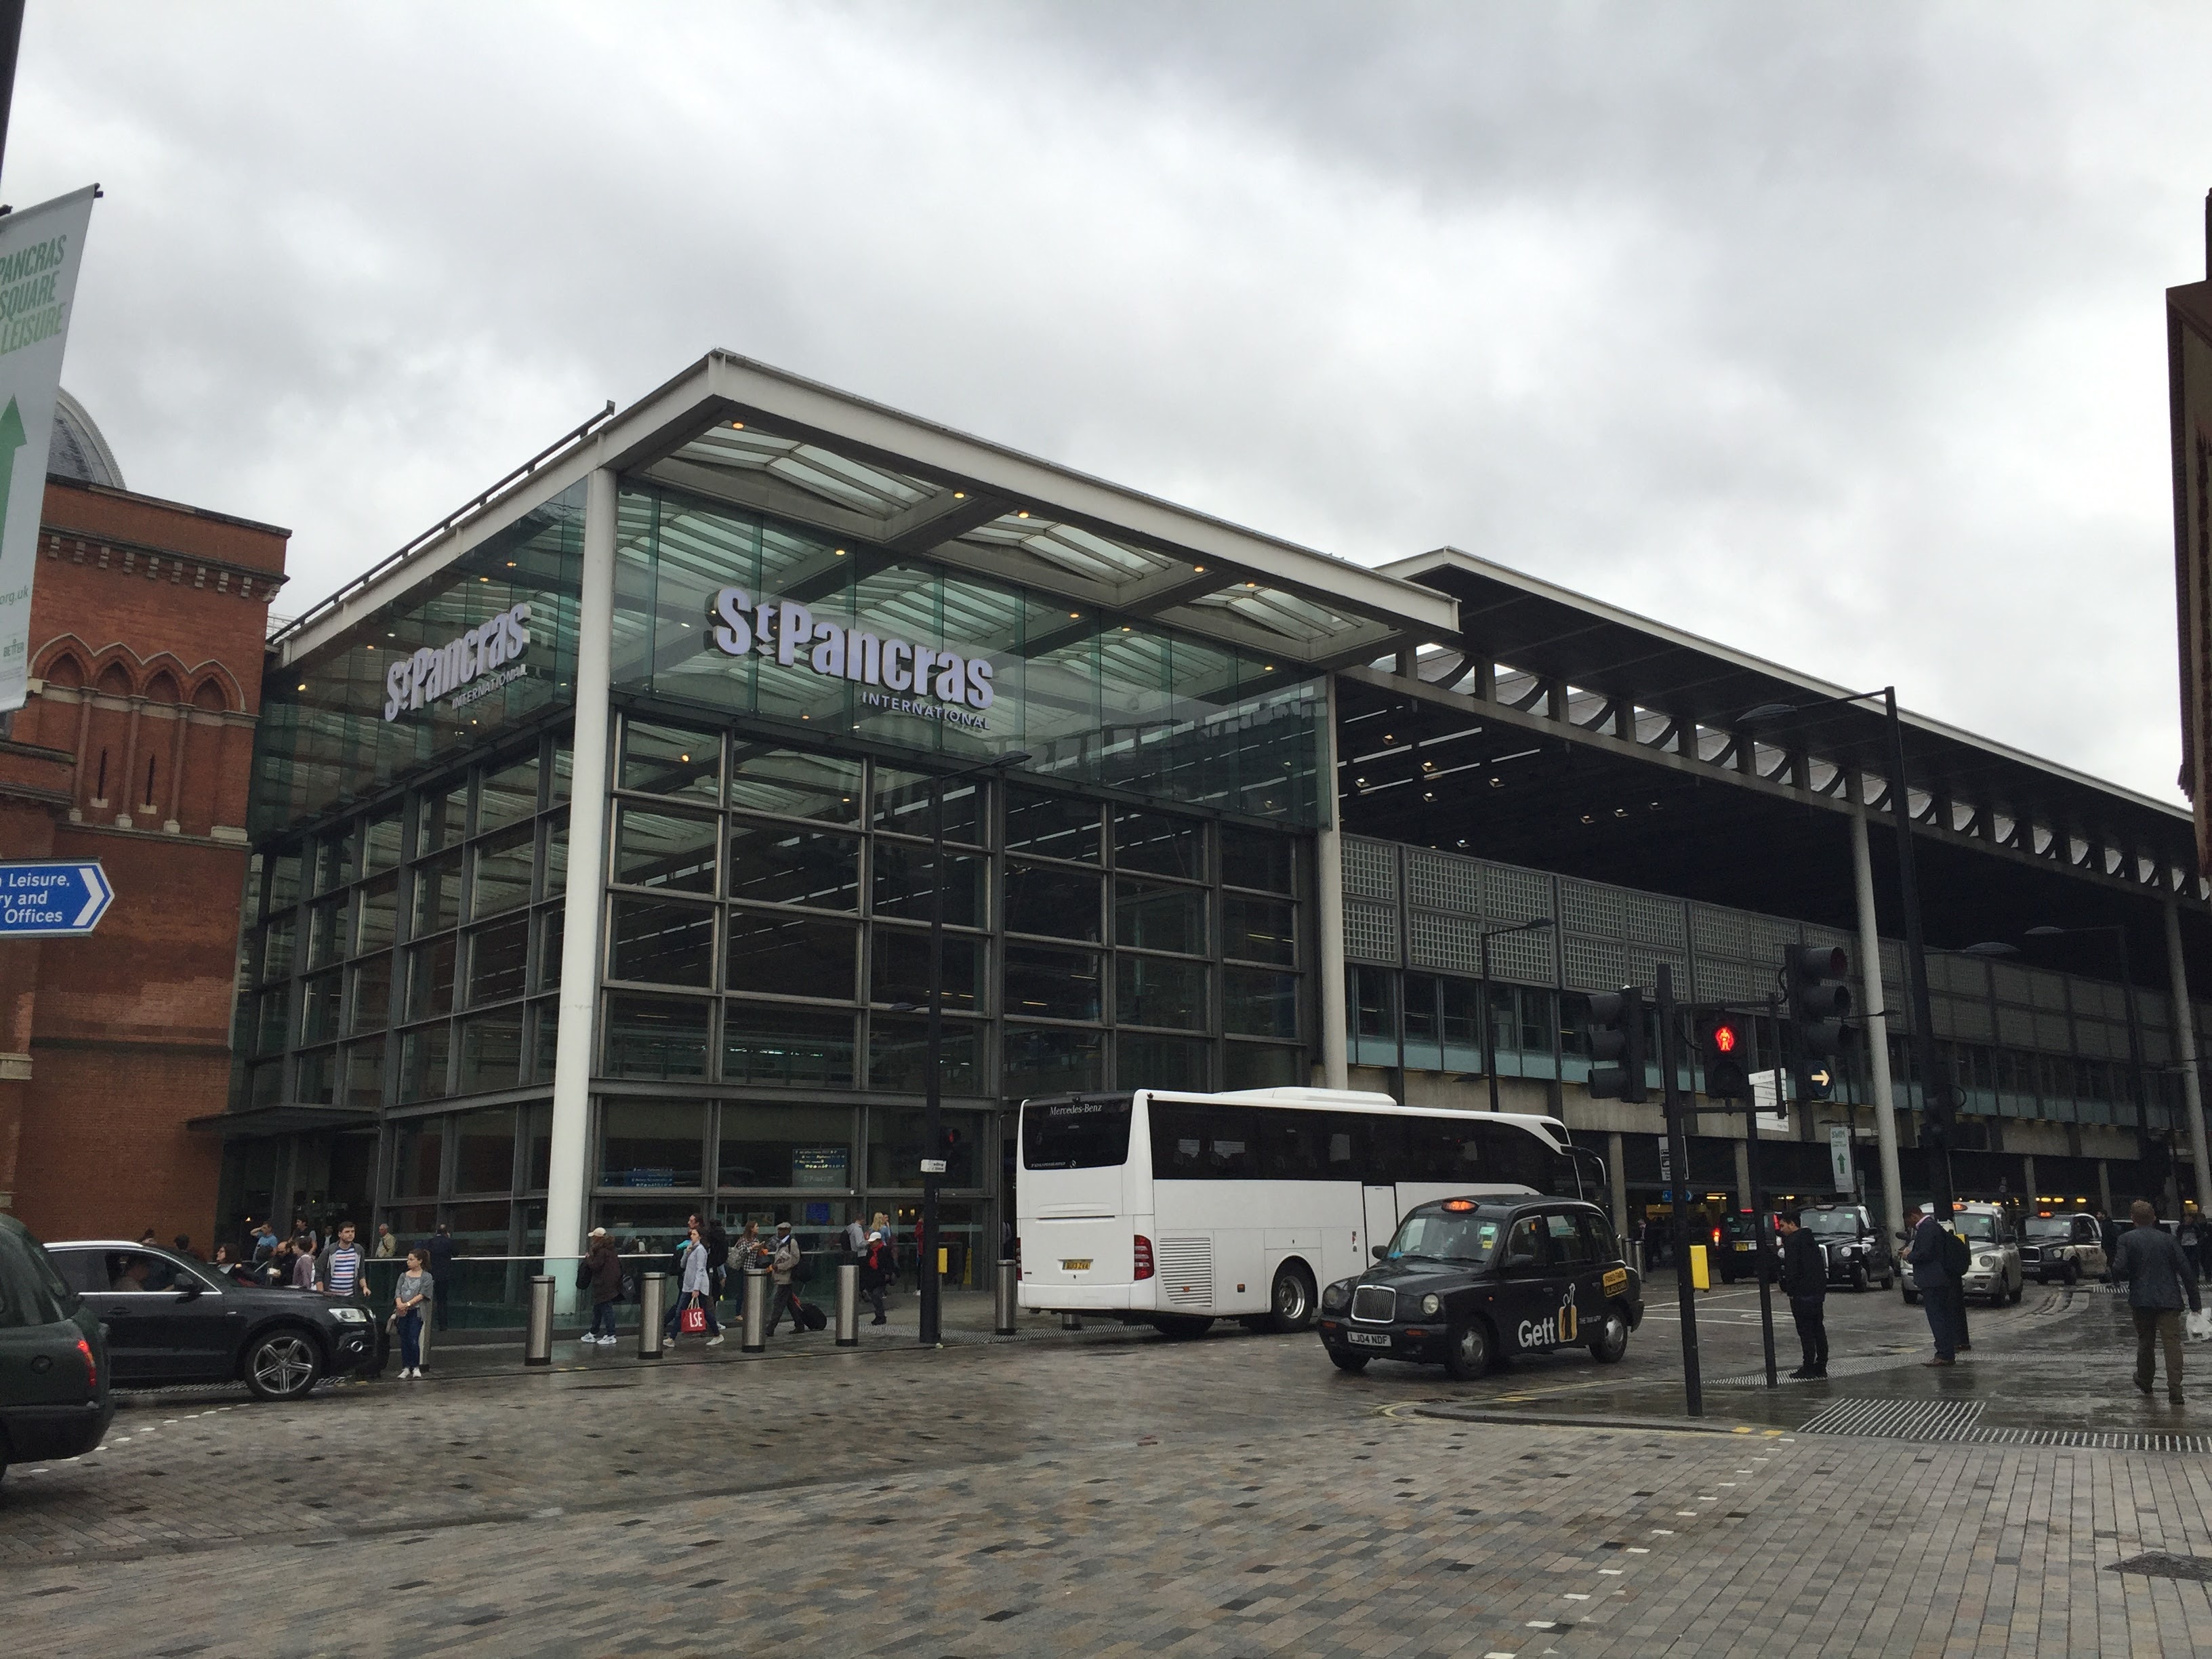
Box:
741;1266;770;1353
525;1275;555;1367
637;1271;668;1359
994;1258;1018;1336
836;1261;859;1347
1061;1310;1084;1332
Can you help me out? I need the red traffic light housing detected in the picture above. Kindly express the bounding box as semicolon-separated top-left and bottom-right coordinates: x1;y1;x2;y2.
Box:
1701;1015;1750;1100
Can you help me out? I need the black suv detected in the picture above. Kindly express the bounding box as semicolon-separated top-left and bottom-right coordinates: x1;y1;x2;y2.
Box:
45;1240;376;1400
1795;1204;1896;1292
1316;1197;1643;1379
0;1215;112;1484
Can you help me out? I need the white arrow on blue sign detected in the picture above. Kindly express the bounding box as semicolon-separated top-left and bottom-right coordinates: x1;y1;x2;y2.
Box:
0;860;113;936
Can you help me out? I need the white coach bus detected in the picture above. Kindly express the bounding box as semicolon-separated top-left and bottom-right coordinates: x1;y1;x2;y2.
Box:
1015;1087;1602;1337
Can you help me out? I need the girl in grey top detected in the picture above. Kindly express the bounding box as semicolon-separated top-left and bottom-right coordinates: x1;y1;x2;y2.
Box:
393;1251;433;1379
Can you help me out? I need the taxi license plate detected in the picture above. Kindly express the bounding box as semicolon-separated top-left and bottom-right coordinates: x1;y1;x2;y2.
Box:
1734;1242;1753;1251
1347;1332;1391;1348
1060;1258;1092;1271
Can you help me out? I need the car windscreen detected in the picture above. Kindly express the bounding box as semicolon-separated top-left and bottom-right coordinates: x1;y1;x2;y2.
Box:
1954;1214;1999;1242
1799;1211;1860;1236
1021;1097;1134;1170
1387;1212;1501;1266
2024;1218;2071;1240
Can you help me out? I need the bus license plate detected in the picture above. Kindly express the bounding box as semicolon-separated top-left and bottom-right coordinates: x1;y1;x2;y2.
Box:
1347;1332;1391;1349
1060;1259;1092;1271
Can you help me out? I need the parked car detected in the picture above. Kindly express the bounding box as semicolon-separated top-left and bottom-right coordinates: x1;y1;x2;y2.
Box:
1900;1204;2024;1307
1316;1197;1643;1379
1796;1204;1896;1292
43;1240;375;1401
0;1214;112;1485
2018;1211;2108;1285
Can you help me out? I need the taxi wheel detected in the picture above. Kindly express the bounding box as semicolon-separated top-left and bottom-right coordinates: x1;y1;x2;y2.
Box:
1589;1307;1630;1364
1329;1349;1370;1374
1442;1319;1493;1381
1267;1265;1317;1334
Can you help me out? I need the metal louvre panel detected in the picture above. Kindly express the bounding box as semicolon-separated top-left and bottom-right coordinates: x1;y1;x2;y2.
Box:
1990;962;2033;1006
2032;1012;2071;1051
1880;941;1909;1001
2078;981;2127;1021
1694;955;1769;1006
1482;865;1554;927
1629;943;1690;991
2030;970;2069;1012
1155;1237;1214;1308
1624;892;1689;949
2139;990;2171;1030
1691;906;1750;961
1563;933;1629;994
1559;878;1624;938
1746;915;1802;963
2145;1028;2173;1066
2075;1020;2120;1059
1930;954;1990;997
1342;838;1399;903
1404;847;1481;915
1489;922;1559;987
1344;899;1401;965
1996;1006;2035;1047
1945;997;1994;1042
1408;909;1483;976
1350;1285;1397;1323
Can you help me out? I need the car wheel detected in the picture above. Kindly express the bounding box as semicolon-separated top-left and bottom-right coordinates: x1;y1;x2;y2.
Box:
1329;1349;1370;1374
1588;1307;1630;1364
243;1328;323;1401
1267;1264;1317;1334
1442;1319;1494;1381
1153;1315;1213;1340
1851;1263;1870;1294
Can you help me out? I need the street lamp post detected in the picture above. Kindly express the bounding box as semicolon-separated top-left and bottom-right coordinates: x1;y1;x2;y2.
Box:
914;749;1029;1350
1479;916;1557;1114
1741;687;1954;1222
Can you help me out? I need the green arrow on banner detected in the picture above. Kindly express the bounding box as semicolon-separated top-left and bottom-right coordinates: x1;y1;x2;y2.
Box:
0;398;26;537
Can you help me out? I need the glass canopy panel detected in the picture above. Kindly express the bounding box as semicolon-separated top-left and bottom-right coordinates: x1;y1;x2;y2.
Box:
662;424;937;525
956;515;1176;586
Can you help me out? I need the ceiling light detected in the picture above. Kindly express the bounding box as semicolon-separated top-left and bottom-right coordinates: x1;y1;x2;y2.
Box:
1244;581;1258;589
1581;814;1595;824
506;560;516;568
1263;663;1274;670
1069;611;1080;619
296;682;306;691
1421;760;1435;771
731;420;745;430
1193;565;1206;573
479;575;489;582
1355;776;1368;787
954;491;966;499
1456;838;1469;848
1489;777;1503;789
1422;790;1436;802
1017;510;1030;518
680;754;690;763
1614;807;1628;818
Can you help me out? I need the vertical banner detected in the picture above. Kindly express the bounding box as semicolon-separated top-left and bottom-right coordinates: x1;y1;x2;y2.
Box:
0;185;97;713
1828;1124;1853;1193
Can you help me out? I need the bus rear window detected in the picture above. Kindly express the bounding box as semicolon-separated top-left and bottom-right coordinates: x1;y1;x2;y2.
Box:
1023;1098;1134;1170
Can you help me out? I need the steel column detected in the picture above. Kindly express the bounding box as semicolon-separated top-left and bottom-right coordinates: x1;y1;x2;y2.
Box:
1850;811;1907;1246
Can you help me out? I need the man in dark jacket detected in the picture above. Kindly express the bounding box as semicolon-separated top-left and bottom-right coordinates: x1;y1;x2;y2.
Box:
426;1223;456;1332
1776;1214;1828;1379
2110;1200;2202;1404
1906;1207;1959;1366
583;1227;623;1346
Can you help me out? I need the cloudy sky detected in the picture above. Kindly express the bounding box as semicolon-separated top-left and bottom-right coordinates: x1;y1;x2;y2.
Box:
18;3;2211;800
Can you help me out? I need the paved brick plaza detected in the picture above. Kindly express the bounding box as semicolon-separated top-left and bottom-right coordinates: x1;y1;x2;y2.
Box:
6;1285;2212;1656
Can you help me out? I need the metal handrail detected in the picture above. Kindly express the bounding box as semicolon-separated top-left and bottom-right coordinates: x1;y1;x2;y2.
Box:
268;398;617;647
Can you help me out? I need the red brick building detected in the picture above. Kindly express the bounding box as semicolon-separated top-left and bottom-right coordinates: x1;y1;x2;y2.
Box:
0;399;286;1248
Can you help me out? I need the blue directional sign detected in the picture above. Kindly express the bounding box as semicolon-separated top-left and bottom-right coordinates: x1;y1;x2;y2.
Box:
0;861;112;937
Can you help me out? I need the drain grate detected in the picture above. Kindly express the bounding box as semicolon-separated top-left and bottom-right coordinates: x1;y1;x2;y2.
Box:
1800;1401;2212;1452
2109;1551;2212;1582
1801;1398;1986;1441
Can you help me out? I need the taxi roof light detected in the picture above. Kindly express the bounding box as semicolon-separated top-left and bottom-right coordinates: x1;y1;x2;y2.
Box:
1443;1199;1477;1212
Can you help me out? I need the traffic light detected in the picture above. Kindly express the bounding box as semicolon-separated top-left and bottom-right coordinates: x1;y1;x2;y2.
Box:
1784;944;1851;1103
1701;1014;1750;1100
1586;986;1648;1103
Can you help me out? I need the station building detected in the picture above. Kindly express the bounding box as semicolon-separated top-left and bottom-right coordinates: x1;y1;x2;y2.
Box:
220;352;2212;1274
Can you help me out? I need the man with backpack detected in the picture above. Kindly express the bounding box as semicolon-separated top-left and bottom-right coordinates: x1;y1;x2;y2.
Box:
1906;1206;1968;1366
767;1221;810;1335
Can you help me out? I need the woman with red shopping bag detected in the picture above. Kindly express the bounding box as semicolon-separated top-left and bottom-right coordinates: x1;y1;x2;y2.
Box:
663;1224;724;1347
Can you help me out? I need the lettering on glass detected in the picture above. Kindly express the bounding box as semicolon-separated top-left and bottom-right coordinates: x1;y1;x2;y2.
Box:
381;600;533;721
710;585;994;726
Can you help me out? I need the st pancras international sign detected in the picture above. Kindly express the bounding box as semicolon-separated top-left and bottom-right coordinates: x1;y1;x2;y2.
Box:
710;586;996;730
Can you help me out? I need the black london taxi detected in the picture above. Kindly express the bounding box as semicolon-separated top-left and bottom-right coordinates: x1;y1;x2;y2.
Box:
1315;1196;1643;1379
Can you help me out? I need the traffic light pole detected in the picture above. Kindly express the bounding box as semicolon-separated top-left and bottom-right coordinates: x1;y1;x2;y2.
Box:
1883;687;1954;1224
919;769;947;1349
1656;964;1703;1418
1748;995;1779;1389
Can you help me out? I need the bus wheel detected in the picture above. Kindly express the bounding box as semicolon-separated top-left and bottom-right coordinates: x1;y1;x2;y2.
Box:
1268;1265;1317;1334
1329;1349;1370;1374
1442;1319;1493;1381
1154;1315;1214;1340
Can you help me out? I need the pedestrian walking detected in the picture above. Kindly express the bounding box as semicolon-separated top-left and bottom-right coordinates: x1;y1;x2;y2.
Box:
426;1223;455;1331
859;1230;893;1326
1776;1213;1828;1379
2178;1212;2203;1286
2097;1208;2119;1257
767;1221;808;1334
373;1223;398;1261
1906;1206;1963;1366
703;1213;731;1311
392;1249;433;1378
2110;1198;2202;1405
582;1226;623;1345
844;1212;868;1260
663;1225;724;1346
